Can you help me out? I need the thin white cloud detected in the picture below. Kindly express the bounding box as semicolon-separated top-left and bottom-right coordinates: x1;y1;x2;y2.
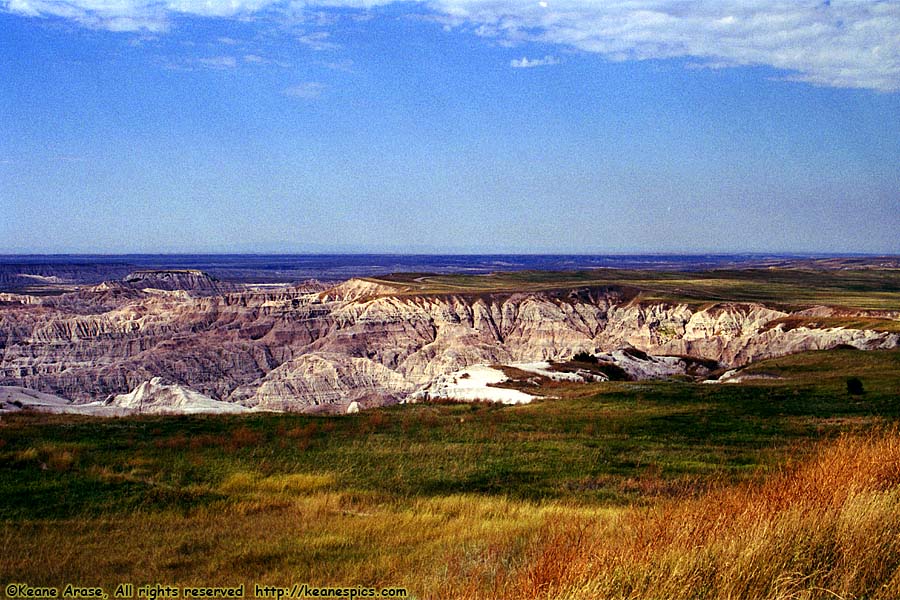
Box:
196;55;238;68
296;31;340;50
283;81;326;98
243;53;291;66
2;0;898;92
162;55;242;70
3;0;170;31
322;58;354;71
510;54;559;68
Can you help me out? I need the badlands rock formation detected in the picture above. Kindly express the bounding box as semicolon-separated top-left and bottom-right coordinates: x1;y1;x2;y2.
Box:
109;377;249;414
0;275;896;413
0;386;83;413
122;270;234;294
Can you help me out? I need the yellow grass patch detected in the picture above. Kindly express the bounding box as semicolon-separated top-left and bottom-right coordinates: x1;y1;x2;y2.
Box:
220;472;336;495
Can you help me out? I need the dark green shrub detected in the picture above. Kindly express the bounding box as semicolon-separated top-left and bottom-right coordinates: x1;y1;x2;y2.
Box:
596;362;631;381
573;351;598;364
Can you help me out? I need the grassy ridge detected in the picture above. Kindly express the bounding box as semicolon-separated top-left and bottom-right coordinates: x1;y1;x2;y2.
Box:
374;267;900;311
1;349;899;597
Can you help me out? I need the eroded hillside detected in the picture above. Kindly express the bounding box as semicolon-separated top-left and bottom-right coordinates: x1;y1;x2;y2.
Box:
1;266;898;413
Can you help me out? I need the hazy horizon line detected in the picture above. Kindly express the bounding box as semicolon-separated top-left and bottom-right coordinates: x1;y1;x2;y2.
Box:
2;251;897;258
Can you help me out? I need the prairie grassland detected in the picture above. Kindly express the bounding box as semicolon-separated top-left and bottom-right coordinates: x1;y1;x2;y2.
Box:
1;349;899;598
2;432;898;599
763;315;900;333
374;267;900;311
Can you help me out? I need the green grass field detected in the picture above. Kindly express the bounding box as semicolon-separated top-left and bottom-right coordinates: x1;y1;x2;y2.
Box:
1;349;899;598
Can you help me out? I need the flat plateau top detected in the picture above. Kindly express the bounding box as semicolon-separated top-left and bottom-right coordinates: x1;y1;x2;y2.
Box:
365;266;900;313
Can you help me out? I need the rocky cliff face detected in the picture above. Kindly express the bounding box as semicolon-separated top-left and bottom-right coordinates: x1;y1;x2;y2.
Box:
0;279;896;412
229;352;415;412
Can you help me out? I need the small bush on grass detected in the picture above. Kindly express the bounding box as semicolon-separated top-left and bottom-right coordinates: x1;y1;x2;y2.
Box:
847;377;865;396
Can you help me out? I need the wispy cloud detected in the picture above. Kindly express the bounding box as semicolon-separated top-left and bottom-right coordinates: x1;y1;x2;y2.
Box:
243;53;290;67
2;0;898;92
510;55;559;68
283;81;326;98
322;58;354;72
296;31;340;51
162;55;243;70
442;0;900;92
196;55;238;69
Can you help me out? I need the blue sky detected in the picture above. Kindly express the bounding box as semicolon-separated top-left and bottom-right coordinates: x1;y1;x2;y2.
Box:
1;1;898;254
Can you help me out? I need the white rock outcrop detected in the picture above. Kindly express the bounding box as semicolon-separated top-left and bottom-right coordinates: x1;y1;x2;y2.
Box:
109;377;249;414
409;365;535;405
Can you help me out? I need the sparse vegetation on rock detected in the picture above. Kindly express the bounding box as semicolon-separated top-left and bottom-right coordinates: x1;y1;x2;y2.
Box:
572;351;598;364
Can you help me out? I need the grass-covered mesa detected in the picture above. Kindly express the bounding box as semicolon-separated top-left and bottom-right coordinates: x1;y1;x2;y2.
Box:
1;348;899;599
375;263;900;311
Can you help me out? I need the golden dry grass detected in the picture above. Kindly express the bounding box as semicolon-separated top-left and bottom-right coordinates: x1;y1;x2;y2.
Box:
3;429;899;599
485;427;900;600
